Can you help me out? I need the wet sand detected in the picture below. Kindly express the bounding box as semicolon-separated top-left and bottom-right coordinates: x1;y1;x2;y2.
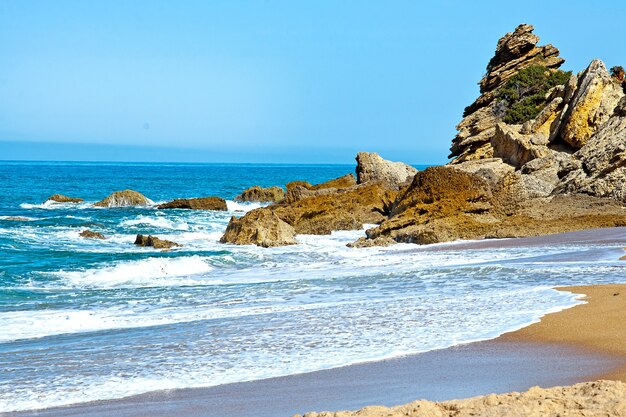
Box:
7;227;626;417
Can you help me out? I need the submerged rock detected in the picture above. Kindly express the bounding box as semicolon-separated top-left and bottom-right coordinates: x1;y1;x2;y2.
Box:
234;186;285;203
355;152;418;189
79;229;105;239
220;208;297;247
157;197;227;210
1;216;31;221
94;190;151;208
45;194;84;203
134;234;181;249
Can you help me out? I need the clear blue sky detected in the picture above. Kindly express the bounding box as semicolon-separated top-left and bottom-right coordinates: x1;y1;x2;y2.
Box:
1;1;624;164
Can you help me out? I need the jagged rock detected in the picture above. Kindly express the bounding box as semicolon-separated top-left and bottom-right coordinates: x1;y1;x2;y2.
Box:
275;182;396;235
157;197;227;210
361;167;494;245
134;234;181;249
234;186;285;203
284;174;356;203
450;24;565;163
94;190;152;208
355;152;418;189
219;208;297;247
449;158;515;188
79;229;105;239
555;97;626;202
45;194;84;203
559;60;624;149
492;123;551;168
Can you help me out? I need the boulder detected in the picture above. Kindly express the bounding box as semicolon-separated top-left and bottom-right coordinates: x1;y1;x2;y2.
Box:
449;158;515;188
355;152;418;189
79;229;105;239
219;208;297;247
45;194;84;203
559;60;624;149
157;197;227;210
234;186;285;203
134;234;181;249
94;190;152;208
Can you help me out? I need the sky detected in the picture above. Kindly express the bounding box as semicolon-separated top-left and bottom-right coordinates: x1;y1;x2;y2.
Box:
1;1;625;164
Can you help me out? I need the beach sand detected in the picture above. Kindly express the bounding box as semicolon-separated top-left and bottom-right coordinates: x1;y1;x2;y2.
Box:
6;228;626;417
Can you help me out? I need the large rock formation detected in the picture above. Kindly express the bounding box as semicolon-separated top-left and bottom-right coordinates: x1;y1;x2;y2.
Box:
234;186;285;203
45;194;84;203
94;190;152;208
219;172;397;247
220;208;297;247
296;380;626;417
157;197;227;210
450;24;565;163
355;152;418;188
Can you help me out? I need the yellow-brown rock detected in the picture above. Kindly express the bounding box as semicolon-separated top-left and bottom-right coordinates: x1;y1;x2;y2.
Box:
45;194;84;203
234;186;285;203
560;60;624;149
157;197;227;210
220;208;297;247
94;190;152;208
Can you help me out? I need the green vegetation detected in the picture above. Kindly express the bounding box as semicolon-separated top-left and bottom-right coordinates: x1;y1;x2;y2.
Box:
497;65;571;124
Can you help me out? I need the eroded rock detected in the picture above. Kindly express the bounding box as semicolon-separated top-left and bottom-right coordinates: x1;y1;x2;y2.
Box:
79;229;105;239
157;197;227;210
355;152;418;189
219;208;297;247
94;190;152;208
234;186;285;203
45;194;84;203
134;234;181;249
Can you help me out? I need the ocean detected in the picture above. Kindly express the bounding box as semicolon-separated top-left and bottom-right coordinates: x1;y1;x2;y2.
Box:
0;161;624;413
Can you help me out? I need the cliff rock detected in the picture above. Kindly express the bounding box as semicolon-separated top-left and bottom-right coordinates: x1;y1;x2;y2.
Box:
94;190;152;208
450;24;565;163
157;197;227;210
234;186;285;203
355;152;418;189
284;174;356;203
219;208;297;247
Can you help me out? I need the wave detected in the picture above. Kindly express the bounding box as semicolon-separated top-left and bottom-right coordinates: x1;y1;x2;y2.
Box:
226;200;265;213
120;215;190;231
51;256;215;289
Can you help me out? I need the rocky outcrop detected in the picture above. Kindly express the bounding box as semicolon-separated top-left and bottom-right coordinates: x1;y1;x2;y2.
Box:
450;24;565;163
355;152;418;189
218;171;396;246
284;174;357;203
134;234;181;249
157;197;227;210
45;194;83;203
79;229;105;239
296;380;626;417
353;166;626;246
220;208;297;247
234;186;285;203
94;190;152;208
274;182;395;235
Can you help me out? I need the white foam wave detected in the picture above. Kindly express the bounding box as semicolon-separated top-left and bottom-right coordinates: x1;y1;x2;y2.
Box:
226;200;264;213
53;256;214;288
120;215;190;231
20;200;95;210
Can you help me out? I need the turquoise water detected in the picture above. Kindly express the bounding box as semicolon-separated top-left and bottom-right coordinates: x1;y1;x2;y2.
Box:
0;161;625;412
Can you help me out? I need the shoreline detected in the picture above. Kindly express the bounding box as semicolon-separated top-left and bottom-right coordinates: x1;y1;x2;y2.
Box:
4;228;626;417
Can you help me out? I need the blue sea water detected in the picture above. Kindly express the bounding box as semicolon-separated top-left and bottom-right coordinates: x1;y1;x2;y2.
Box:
0;161;625;412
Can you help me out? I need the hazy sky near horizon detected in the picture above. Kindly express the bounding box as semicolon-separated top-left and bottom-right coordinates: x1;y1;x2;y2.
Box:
1;1;625;164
